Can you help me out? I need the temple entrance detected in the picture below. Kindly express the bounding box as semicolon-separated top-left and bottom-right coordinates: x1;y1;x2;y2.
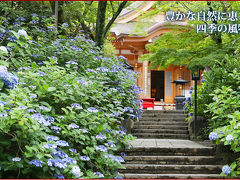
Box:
151;71;164;101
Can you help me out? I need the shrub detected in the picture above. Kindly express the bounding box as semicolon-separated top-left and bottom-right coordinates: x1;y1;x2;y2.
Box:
0;16;142;178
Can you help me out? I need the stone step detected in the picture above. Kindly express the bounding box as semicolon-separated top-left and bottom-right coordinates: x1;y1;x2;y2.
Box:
134;125;188;130
120;164;221;174
124;156;222;165
142;114;187;119
132;129;189;134
140;117;186;121
133;133;189;139
134;121;187;126
120;173;222;179
143;110;184;114
124;147;215;156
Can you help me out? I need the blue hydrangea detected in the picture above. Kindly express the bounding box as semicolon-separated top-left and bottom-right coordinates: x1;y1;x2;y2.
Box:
29;159;42;167
77;80;88;86
56;140;69;147
96;67;109;72
63;157;77;164
43;143;57;149
48;158;66;168
219;130;223;134
66;60;78;65
114;176;123;179
37;72;47;76
96;133;106;140
94;172;104;178
189;112;193;116
86;68;97;73
71;103;82;109
39;106;50;111
226;134;234;142
0;113;8;117
52;149;68;158
123;107;133;113
46;135;59;141
115;130;126;135
87;107;99;113
96;145;107;152
80;156;90;161
28;109;36;113
113;156;125;163
209;132;218;141
18;106;27;110
51;126;61;133
62;23;68;27
12;157;21;162
222;165;231;174
30;94;37;98
69;148;77;153
69;123;79;129
105;142;116;148
201;79;205;83
79;129;88;133
0;101;6;107
2;73;19;89
72;166;81;178
54;173;64;179
30;20;38;24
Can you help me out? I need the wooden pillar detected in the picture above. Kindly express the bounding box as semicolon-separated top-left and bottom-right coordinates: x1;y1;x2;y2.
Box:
142;60;148;98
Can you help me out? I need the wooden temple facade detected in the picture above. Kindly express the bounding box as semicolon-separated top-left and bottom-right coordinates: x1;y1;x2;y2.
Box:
111;2;193;104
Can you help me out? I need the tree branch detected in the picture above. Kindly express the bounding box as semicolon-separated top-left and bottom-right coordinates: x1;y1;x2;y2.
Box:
103;1;127;38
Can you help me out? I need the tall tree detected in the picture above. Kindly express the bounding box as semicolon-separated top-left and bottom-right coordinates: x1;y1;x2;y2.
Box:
64;1;128;47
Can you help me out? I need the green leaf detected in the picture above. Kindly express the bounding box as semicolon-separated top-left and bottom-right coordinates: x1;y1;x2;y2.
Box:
47;87;56;92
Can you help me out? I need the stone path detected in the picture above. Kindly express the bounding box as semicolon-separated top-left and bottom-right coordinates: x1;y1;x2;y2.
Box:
119;110;223;179
129;139;210;148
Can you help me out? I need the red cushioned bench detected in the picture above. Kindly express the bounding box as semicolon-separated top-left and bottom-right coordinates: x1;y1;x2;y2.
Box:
141;98;155;109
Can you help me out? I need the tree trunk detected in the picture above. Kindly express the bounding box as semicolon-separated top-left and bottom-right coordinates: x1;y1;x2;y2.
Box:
95;1;107;47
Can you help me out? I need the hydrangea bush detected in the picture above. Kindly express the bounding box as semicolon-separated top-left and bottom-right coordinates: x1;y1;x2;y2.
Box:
0;16;142;178
184;56;240;178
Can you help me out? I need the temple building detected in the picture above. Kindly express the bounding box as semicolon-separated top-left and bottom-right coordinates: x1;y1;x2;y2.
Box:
111;1;194;106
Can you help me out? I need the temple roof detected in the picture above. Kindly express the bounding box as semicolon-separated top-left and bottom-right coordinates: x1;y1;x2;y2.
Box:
111;1;187;39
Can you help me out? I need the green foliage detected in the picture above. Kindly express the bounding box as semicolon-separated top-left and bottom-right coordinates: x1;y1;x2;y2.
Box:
184;56;240;177
0;15;142;179
138;1;240;70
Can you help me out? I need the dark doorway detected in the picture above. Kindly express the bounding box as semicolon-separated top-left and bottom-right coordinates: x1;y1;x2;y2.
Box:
151;71;164;101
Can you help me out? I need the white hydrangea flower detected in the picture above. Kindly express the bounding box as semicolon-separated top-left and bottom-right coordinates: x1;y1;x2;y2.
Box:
72;166;81;178
0;46;8;54
226;134;234;142
17;29;28;37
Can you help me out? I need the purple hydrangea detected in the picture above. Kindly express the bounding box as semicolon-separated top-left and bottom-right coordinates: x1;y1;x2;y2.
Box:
113;156;125;163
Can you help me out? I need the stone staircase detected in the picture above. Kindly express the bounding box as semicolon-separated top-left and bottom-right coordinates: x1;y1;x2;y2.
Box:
119;110;223;179
132;110;189;139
